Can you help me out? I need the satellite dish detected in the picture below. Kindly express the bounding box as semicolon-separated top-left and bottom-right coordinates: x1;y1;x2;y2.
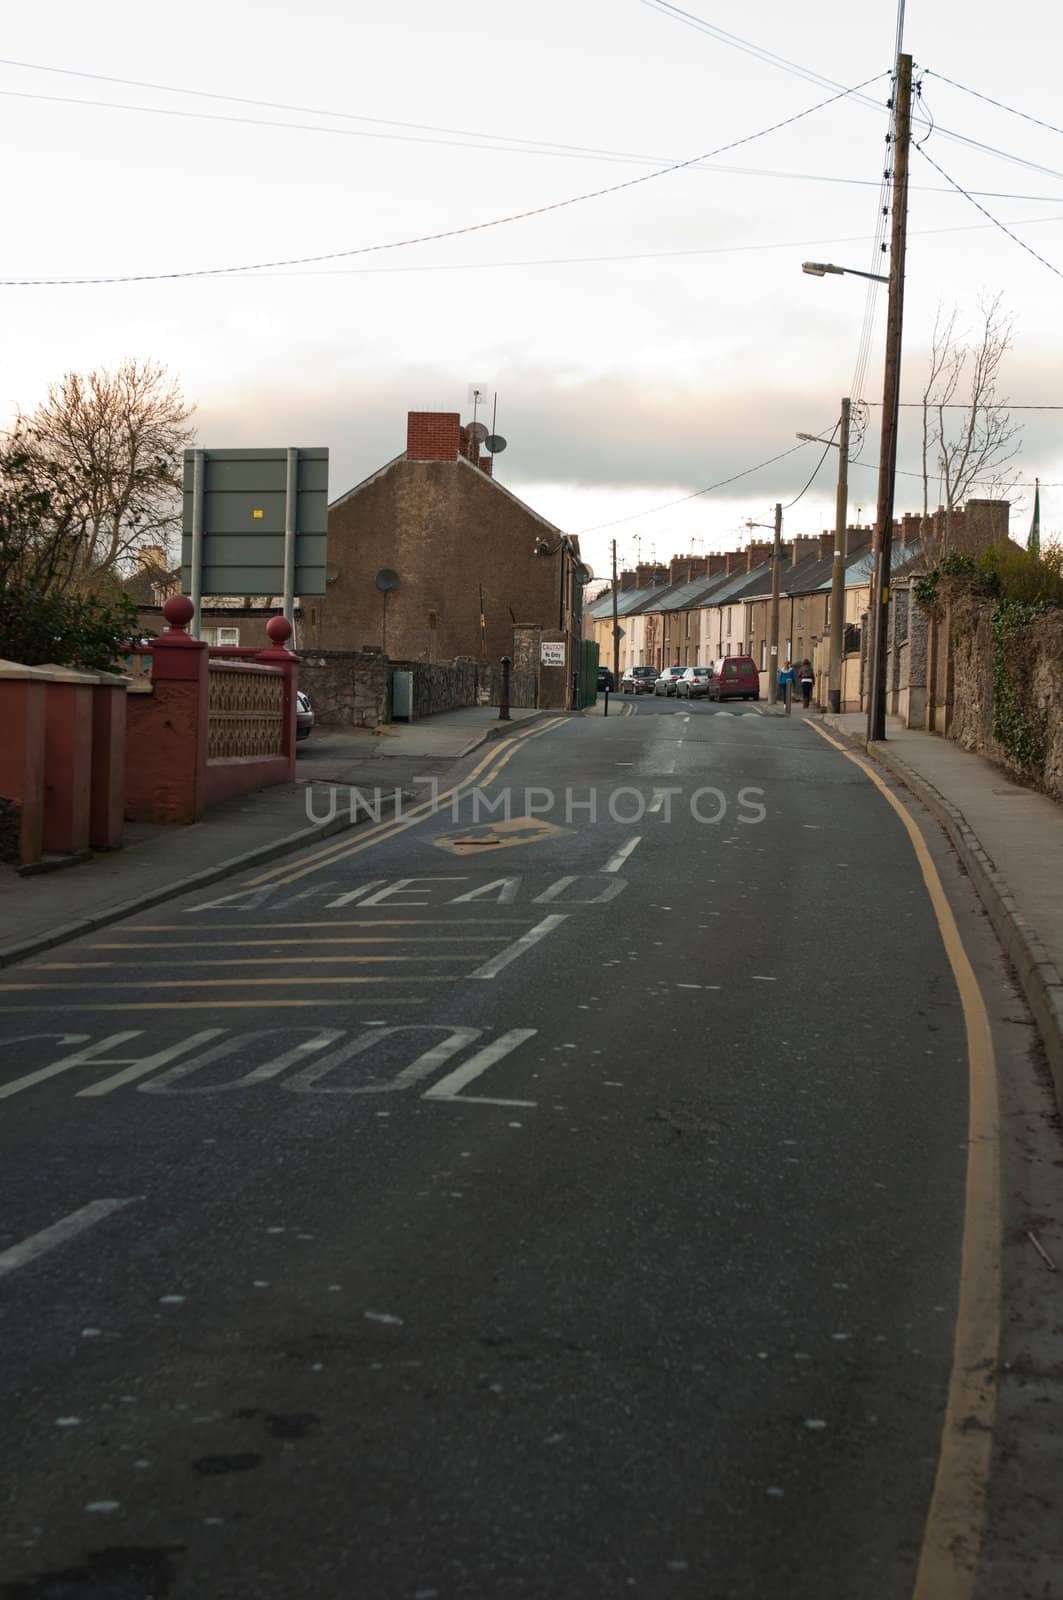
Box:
326;563;339;584
375;568;400;593
467;420;489;444
485;434;507;454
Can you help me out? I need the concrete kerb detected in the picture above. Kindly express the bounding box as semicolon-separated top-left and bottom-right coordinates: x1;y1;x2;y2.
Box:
0;792;389;971
823;716;1063;1115
0;710;556;971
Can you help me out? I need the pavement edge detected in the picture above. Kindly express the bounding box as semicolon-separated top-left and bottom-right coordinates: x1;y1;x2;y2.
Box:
823;715;1063;1116
0;711;556;971
0;795;384;972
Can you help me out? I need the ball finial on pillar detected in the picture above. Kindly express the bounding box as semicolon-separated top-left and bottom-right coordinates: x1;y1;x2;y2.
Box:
163;594;195;631
266;615;294;645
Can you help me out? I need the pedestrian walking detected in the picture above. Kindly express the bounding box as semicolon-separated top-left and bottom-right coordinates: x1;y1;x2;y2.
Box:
799;659;814;709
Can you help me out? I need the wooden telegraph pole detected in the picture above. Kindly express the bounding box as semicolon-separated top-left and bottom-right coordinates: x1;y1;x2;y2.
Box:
611;539;621;687
867;54;913;741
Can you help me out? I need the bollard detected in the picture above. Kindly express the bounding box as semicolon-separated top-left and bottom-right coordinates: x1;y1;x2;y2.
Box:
785;680;792;716
498;655;511;721
603;687;609;718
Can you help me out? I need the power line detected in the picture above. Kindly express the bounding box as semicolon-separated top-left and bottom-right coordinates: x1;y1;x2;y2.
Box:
190;210;1063;280
0;72;887;286
641;0;1063;183
576;443;813;534
3;69;1060;202
923;69;1063;142
914;144;1063;283
783;423;840;509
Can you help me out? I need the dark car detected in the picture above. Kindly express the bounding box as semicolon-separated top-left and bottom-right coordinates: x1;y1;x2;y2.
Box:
597;665;615;692
621;665;658;695
676;666;712;698
708;656;761;702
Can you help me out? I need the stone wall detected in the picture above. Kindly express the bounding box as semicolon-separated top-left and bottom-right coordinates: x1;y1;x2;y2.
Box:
298;651;390;729
299;650;539;727
950;604;1063;802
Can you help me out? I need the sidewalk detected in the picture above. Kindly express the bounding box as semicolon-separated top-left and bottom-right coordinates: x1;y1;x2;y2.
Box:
0;705;546;968
823;710;1063;1109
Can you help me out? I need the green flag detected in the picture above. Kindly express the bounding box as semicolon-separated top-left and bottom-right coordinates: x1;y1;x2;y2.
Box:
1028;479;1041;554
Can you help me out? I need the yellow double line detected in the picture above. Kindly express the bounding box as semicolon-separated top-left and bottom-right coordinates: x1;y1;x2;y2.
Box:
250;715;567;888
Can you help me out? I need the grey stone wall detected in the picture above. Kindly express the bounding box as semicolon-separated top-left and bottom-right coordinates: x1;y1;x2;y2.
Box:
298;651;390;728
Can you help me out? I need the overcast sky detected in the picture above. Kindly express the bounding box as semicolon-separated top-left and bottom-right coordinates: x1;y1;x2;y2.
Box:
3;0;1062;579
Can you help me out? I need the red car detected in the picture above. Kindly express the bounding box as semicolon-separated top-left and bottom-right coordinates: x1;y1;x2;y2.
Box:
708;656;761;702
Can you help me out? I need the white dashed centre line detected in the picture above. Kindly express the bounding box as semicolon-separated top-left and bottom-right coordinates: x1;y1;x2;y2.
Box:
0;1199;135;1280
603;836;641;873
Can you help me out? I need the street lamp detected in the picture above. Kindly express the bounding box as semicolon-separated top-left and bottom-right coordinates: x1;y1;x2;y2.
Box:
795;400;851;716
801;261;889;284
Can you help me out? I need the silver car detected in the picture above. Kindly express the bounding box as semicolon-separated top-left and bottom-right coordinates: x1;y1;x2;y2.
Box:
296;690;314;741
676;666;712;698
654;667;686;696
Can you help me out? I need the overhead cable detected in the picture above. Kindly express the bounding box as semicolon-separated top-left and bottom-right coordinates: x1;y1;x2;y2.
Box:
576;443;813;534
914;145;1063;283
0;72;886;286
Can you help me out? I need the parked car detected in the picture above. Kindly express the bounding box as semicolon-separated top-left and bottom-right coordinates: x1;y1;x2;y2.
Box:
708;656;761;702
296;690;315;740
654;666;687;696
621;665;658;695
597;665;615;692
676;666;712;698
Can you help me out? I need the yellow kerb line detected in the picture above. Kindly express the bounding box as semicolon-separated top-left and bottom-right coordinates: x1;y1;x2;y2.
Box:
808;720;999;1600
245;715;563;887
259;715;566;888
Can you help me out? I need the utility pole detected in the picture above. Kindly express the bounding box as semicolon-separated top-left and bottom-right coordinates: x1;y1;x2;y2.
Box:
767;502;783;705
611;539;621;687
828;397;851;714
867;53;913;742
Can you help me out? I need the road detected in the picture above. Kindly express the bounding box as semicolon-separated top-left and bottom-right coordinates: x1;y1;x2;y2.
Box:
1;697;1061;1599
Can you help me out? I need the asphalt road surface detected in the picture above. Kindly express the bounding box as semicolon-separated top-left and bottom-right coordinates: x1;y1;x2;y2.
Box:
2;698;1061;1599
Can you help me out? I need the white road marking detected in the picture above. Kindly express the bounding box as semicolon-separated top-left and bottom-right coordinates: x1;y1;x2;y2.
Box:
77;1031;229;1098
468;916;568;979
602;836;641;873
0;1199;135;1280
423;1028;538;1106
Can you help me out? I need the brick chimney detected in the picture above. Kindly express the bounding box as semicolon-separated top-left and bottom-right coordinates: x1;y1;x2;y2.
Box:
478;454;493;477
635;563;657;589
819;531;834;559
724;550;746;575
407;411;461;461
746;541;772;571
620;569;637;592
669;553;709;584
790;534;818;568
706;553;728;576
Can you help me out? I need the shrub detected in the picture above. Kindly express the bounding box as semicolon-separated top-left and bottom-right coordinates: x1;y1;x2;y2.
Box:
0;580;138;672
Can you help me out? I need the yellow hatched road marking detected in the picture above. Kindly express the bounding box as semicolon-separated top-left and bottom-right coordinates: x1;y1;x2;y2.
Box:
246;715;566;888
32;956;480;969
0;999;430;1012
0;976;456;990
87;935;516;949
808;721;999;1600
256;715;567;889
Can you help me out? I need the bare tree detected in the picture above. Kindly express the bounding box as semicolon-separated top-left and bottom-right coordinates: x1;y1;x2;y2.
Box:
19;360;195;588
919;293;1022;563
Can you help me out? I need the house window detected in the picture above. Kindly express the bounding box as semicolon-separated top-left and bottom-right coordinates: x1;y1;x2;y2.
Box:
203;626;240;647
759;638;766;669
785;638;791;662
726;607;733;631
824;595;831;627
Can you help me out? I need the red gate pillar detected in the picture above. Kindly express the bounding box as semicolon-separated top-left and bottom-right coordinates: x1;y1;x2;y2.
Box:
90;674;129;848
41;666;96;855
0;663;49;866
255;615;300;781
125;595;209;824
